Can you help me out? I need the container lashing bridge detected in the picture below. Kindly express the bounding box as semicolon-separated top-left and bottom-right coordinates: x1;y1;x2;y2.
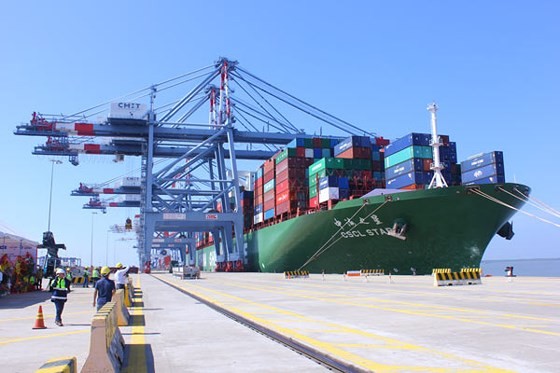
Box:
15;57;372;271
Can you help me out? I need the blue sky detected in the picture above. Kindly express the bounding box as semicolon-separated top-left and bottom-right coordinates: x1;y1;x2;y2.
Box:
1;1;559;266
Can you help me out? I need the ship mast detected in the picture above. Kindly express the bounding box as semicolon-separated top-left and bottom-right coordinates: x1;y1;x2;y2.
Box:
427;102;448;189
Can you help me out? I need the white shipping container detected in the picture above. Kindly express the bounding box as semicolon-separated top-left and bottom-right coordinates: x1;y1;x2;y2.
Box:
124;194;141;202
109;102;148;120
116;177;141;188
318;187;339;203
253;212;264;224
304;148;314;158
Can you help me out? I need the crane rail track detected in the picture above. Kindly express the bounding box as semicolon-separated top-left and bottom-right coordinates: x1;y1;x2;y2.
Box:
151;274;368;373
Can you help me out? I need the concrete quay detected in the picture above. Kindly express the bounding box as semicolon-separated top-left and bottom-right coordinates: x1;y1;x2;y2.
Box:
0;273;558;372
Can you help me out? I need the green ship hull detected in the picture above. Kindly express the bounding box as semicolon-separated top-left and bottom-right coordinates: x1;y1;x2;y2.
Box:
198;183;530;275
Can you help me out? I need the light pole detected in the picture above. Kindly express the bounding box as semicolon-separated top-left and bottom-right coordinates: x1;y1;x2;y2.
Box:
90;212;97;267
47;160;62;231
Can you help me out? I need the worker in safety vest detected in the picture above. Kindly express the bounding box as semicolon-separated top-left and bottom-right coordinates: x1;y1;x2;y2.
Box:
91;267;100;287
65;267;73;283
49;268;71;326
83;267;90;288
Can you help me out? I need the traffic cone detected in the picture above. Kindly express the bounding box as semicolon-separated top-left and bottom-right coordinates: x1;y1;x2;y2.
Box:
32;305;47;329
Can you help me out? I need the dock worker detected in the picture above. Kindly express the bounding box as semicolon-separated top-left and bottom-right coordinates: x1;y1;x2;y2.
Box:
49;268;71;326
83;267;90;288
93;266;115;311
91;266;100;287
114;263;128;290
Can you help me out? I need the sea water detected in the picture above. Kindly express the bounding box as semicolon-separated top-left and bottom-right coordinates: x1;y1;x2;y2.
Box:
480;258;560;277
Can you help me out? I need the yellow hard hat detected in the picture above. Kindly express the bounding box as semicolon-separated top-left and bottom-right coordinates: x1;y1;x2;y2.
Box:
101;266;111;276
116;263;123;269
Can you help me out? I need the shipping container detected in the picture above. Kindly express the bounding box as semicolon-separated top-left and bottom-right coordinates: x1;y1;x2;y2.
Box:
384;146;433;169
461;151;504;172
264;208;275;220
384;133;432;156
253;212;264;224
385;158;425;179
275;148;298;164
386;171;433;189
462;175;506;185
461;163;505;184
319;187;340;203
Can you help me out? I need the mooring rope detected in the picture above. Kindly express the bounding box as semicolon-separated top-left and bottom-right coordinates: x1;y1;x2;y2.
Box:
471;188;560;228
298;200;390;270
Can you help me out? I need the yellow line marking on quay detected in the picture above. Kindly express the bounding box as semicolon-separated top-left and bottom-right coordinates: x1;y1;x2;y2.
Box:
0;330;89;346
217;279;560;336
275;276;560;306
122;275;147;373
156;275;510;373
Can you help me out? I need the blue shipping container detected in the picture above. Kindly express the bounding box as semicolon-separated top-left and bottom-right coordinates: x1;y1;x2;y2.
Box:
463;175;505;186
264;208;275;220
286;138;306;148
461;151;504;172
333;136;371;156
319;175;339;189
313;148;323;159
461;163;505;183
384;133;432;156
254;203;263;214
385;158;425;179
386;171;433;189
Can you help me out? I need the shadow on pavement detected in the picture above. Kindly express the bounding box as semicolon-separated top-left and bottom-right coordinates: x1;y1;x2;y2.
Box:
122;343;155;373
0;290;52;309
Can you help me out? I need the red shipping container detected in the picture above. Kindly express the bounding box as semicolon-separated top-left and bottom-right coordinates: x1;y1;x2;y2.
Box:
309;196;319;209
402;184;424;190
312;138;323;147
276;168;306;184
263;199;275;211
296;147;306;157
264;158;275;174
263;169;275;183
275;189;290;205
276;179;289;193
423;159;432;171
439;135;450;145
336;146;371;160
264;190;275;201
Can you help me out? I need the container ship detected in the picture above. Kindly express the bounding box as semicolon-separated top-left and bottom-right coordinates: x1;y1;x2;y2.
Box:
194;105;529;275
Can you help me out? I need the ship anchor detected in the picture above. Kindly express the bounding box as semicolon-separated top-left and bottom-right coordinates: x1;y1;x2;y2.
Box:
388;219;407;240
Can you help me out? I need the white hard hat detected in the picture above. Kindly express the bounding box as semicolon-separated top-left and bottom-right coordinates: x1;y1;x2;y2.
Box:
56;268;65;275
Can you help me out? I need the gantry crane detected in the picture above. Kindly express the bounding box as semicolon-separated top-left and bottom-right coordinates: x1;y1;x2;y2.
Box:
15;58;371;271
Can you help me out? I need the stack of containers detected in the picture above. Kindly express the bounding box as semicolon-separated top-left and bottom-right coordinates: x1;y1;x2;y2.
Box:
371;137;389;189
263;158;276;220
238;190;254;228
460;151;505;185
283;137;337;160
333;135;376;196
275;146;313;215
253;166;264;224
308;158;345;208
384;133;460;189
